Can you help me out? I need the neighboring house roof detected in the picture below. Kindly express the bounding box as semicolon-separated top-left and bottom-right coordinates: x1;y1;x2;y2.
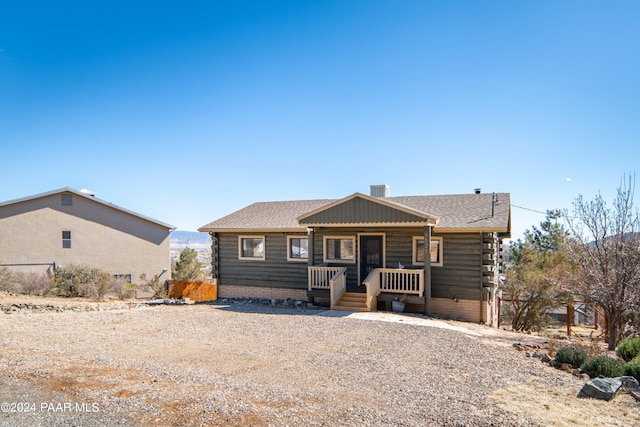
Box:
199;192;511;235
0;188;176;230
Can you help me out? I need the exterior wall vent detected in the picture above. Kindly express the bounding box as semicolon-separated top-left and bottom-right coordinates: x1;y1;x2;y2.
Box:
370;184;390;198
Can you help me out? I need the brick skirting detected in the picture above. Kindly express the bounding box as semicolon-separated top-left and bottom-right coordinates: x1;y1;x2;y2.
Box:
217;284;308;301
431;297;487;323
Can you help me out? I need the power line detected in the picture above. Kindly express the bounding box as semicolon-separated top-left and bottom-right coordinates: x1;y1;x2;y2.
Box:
511;204;547;215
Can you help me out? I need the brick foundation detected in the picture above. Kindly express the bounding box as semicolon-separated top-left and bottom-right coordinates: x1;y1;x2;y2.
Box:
217;284;308;301
431;297;487;323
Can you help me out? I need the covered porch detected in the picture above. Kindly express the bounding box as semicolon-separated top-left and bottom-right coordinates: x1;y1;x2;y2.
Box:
308;266;426;312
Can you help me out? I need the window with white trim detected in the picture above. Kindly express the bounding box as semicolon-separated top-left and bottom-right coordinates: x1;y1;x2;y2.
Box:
287;236;308;262
238;236;265;260
412;236;443;267
323;236;355;263
62;230;72;249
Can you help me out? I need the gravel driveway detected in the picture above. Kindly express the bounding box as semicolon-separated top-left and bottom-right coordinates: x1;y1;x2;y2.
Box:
1;300;638;426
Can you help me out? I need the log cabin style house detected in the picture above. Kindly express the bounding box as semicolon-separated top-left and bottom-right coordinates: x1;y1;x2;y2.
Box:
198;186;511;325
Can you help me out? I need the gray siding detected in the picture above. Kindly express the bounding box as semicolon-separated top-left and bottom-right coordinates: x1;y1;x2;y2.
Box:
218;228;486;301
218;232;309;289
300;197;426;225
431;233;483;300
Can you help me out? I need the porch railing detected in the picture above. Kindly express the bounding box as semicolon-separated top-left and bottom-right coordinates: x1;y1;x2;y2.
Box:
329;267;348;307
308;266;342;290
379;268;424;296
363;269;380;311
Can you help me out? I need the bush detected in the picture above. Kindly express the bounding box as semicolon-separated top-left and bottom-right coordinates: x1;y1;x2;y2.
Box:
14;272;52;295
624;357;640;382
53;264;111;300
554;346;588;368
580;356;625;379
0;266;19;293
139;273;172;299
110;277;136;300
616;337;640;362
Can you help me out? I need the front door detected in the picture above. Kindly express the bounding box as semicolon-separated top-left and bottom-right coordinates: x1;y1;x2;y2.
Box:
359;235;383;285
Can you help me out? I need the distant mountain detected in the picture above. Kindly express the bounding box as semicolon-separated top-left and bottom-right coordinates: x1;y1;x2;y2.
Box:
170;230;211;248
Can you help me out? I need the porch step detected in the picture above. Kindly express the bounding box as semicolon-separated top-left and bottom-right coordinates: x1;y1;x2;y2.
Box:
331;292;369;312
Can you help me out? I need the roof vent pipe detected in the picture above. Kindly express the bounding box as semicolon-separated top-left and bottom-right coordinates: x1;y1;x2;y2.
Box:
474;188;481;194
370;185;390;198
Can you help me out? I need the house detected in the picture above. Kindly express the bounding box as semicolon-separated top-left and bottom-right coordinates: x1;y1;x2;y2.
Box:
199;186;511;325
0;188;175;285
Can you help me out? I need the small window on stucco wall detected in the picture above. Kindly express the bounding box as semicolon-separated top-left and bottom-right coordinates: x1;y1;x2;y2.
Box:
412;236;443;267
61;194;73;206
62;231;72;249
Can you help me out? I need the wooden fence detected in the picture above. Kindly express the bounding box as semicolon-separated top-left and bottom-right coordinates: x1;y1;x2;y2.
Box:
171;280;217;302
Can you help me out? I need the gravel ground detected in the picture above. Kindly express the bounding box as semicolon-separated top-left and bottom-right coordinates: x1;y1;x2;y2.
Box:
0;297;638;426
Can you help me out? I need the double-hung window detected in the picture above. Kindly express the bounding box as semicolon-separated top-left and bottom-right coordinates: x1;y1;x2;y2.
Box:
62;231;72;249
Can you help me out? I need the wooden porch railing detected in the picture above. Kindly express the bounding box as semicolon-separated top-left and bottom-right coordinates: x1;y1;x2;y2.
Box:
363;269;380;311
378;268;424;296
363;268;424;311
329;267;348;307
308;266;342;290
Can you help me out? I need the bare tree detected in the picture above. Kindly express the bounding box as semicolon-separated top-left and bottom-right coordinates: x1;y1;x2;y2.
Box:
564;174;640;350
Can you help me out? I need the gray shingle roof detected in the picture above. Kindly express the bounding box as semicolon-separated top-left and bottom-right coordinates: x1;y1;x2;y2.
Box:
0;188;176;230
198;192;510;234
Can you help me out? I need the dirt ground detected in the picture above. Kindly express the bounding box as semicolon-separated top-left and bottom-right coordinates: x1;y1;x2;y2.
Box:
1;294;639;426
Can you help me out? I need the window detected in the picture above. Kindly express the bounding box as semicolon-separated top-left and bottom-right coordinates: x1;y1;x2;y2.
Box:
323;236;355;263
287;236;308;262
412;236;443;267
61;194;73;206
113;274;132;284
238;236;265;260
62;231;72;249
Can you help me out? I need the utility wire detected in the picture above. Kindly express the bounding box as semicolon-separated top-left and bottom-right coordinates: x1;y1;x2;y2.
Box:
511;204;547;215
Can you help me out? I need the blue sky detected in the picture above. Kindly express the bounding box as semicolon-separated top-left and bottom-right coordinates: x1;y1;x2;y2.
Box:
1;1;639;240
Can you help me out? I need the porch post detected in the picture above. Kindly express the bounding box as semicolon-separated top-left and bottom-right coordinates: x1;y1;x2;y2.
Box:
307;227;314;267
424;226;432;315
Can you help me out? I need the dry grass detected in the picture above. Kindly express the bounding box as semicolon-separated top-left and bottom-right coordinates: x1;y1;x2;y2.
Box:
491;379;640;426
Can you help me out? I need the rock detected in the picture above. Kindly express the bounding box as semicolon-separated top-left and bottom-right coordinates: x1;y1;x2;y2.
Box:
619;376;640;391
561;363;573;372
572;369;581;377
513;343;525;352
630;390;640;401
580;373;591;381
577;377;622;401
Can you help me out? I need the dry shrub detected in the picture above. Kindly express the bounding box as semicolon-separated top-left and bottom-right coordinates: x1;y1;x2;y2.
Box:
53;264;111;301
14;272;52;295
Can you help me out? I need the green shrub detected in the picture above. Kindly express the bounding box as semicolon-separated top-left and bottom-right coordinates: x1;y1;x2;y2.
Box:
554;346;588;368
616;337;640;362
53;264;111;300
580;356;624;378
624;357;640;382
